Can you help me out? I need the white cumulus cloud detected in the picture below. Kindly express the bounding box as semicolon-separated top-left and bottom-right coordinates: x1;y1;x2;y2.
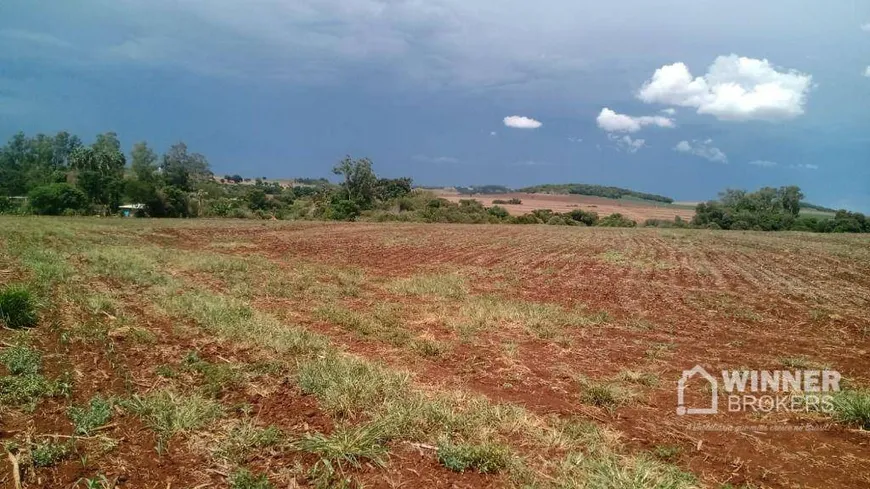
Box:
674;139;728;163
595;108;674;133
503;115;542;129
864;66;870;78
607;134;646;153
638;55;812;121
792;163;819;170
660;108;676;115
749;160;777;167
862;23;870;32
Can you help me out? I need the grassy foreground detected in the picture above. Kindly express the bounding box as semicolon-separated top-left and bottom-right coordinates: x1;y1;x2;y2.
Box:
0;217;701;488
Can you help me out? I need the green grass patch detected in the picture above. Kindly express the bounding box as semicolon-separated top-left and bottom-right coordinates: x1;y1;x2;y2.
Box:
0;285;38;329
182;351;242;397
0;344;42;375
295;422;389;469
314;304;411;347
124;389;223;450
388;273;469;299
831;390;870;429
30;439;73;467
578;377;634;409
68;395;114;436
229;469;274;489
580;452;697;488
214;419;282;464
437;440;512;473
298;354;410;419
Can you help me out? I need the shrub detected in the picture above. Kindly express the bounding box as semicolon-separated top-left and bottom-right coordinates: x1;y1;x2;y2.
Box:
487;205;510;219
327;199;361;221
27;183;88;215
546;216;577;226
0;196;24;214
437;441;511;473
568;209;599;226
598;213;637;228
0;285;38;329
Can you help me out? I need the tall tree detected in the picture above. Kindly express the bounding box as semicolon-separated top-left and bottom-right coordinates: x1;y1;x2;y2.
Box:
779;185;804;216
161;142;212;191
332;156;377;208
70;142;126;210
130;141;159;183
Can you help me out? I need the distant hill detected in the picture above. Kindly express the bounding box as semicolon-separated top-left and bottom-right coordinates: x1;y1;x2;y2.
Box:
799;202;837;213
455;185;512;195
517;183;674;204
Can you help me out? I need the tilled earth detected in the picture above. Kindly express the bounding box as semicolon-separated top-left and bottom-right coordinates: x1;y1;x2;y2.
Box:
2;219;868;488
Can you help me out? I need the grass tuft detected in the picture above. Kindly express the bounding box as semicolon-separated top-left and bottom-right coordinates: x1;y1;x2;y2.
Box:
182;351;242;397
0;285;38;329
831;390;870;429
389;273;469;299
68;395;114;436
295;422;390;469
580;452;697;488
229;469;273;489
0;344;42;375
124;389;223;450
298;354;410;418
616;370;660;387
578;377;634;409
30;439;73;467
214;419;282;464
437;440;512;473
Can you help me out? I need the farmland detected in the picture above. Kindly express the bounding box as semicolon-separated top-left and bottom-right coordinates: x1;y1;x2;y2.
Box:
434;190;697;222
1;218;869;488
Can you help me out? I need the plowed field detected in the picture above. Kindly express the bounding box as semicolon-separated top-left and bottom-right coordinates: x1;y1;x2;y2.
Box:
1;218;868;488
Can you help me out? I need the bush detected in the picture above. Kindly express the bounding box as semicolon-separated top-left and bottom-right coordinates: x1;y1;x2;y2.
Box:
0;285;38;329
327;199;361;221
0;196;24;215
27;183;88;215
568;209;599;226
598;213;637;228
546;216;577;226
487;205;510;219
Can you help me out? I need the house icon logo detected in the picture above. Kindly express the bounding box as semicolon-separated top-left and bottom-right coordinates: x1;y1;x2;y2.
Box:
676;365;718;415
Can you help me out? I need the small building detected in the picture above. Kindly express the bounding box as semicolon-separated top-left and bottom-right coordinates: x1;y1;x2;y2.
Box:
118;203;146;217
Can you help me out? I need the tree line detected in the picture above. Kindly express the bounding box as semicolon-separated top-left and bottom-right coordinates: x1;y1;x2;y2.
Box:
518;183;674;203
0;131;866;233
691;186;868;233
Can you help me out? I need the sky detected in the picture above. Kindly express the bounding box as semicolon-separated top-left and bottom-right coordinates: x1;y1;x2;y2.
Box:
2;0;869;209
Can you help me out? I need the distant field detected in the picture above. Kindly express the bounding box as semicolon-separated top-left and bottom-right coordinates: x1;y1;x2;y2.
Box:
436;190;696;222
2;218;868;488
